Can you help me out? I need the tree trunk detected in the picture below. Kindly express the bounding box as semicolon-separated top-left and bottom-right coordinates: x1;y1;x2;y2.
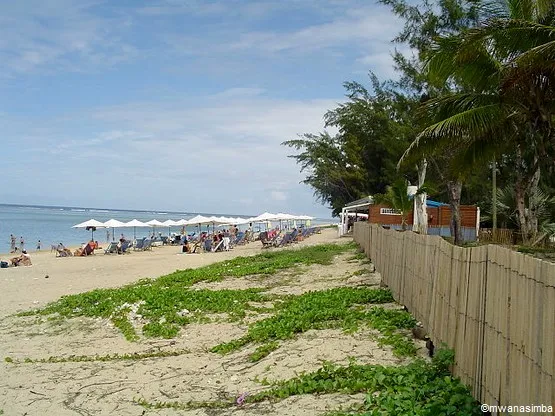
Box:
447;180;463;245
414;160;428;234
514;148;541;245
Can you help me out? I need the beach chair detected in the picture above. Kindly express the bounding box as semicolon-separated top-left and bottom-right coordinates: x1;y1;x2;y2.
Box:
203;239;212;252
142;239;152;250
133;238;145;251
233;232;245;246
213;239;224;252
259;232;275;248
118;240;131;254
104;242;118;254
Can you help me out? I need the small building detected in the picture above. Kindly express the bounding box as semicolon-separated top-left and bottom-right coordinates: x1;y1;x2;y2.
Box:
340;195;480;241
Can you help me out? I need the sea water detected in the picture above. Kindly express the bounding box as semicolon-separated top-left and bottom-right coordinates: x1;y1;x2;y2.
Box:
0;204;330;254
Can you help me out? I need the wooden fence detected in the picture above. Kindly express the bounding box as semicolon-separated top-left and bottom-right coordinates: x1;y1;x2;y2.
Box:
479;228;515;245
353;223;555;414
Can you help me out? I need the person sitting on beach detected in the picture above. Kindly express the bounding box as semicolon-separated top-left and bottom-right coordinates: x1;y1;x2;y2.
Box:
11;250;32;267
57;243;73;257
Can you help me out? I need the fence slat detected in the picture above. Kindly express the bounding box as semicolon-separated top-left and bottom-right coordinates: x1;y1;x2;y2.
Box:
353;223;555;415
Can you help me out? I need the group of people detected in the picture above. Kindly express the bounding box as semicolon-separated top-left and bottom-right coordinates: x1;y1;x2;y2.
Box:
9;234;41;253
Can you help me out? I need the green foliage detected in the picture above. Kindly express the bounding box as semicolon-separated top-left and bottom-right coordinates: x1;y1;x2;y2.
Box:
373;179;415;229
211;288;416;357
283;77;416;216
249;349;481;415
5;349;190;364
24;244;352;340
249;341;280;362
135;397;233;411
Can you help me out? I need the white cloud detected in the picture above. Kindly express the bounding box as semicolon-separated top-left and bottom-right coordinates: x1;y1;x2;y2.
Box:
0;0;139;78
1;93;338;216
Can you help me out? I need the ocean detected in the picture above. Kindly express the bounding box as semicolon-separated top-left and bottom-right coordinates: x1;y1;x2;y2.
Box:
0;204;332;254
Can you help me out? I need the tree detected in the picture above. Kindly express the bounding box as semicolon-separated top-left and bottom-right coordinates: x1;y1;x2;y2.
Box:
403;0;555;243
373;179;415;230
283;76;414;216
379;0;482;244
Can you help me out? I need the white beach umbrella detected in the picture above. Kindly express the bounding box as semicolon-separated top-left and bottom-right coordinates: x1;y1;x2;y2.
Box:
185;215;212;233
72;219;106;240
123;219;149;239
103;219;126;241
250;212;280;230
146;219;166;237
251;212;280;222
161;219;180;235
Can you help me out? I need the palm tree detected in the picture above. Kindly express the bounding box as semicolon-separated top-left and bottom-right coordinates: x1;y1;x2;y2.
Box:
373;179;415;231
401;0;555;244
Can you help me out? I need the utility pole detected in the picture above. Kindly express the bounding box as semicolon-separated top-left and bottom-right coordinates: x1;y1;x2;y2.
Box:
492;159;497;239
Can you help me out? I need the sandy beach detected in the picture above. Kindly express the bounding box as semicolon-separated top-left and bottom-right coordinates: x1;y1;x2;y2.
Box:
0;230;338;317
0;228;423;415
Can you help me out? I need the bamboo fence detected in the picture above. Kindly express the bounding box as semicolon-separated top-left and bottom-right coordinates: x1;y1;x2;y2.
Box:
353;223;555;414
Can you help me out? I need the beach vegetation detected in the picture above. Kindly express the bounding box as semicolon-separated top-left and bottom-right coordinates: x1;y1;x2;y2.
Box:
284;0;555;246
20;243;354;340
211;287;417;358
4;348;191;364
135;348;480;415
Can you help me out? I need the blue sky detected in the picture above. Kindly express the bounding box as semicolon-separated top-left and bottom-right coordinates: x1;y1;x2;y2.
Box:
0;0;403;218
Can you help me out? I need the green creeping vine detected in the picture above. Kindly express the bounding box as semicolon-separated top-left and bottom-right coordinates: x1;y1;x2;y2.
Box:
135;350;481;415
5;348;191;364
251;349;481;415
211;287;417;358
19;243;354;340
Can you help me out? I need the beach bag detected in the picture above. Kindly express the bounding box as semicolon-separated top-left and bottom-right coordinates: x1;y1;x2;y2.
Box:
0;261;8;268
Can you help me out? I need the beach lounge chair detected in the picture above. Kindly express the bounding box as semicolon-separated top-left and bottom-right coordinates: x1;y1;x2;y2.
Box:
203;239;212;252
104;242;118;254
118;240;131;254
213;239;224;252
133;238;145;251
142;239;152;250
259;232;275;248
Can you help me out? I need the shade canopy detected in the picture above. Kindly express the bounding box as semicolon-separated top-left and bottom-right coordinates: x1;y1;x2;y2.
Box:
185;215;212;225
103;219;126;228
162;219;180;226
123;219;149;227
146;219;166;227
72;219;106;229
250;212;280;222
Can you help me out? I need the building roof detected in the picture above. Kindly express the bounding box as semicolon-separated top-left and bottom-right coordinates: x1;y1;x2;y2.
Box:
344;196;373;209
427;200;449;207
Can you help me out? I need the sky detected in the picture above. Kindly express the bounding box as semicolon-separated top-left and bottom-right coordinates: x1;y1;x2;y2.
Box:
0;0;404;218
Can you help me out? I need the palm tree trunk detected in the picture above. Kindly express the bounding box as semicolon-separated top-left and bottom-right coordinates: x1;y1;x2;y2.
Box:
414;160;428;234
447;180;463;245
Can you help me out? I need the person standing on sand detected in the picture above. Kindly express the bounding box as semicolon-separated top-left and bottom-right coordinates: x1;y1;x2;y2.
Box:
20;236;24;252
10;234;16;253
36;240;41;250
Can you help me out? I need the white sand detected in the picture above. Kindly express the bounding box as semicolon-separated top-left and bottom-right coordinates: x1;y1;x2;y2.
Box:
0;228;424;415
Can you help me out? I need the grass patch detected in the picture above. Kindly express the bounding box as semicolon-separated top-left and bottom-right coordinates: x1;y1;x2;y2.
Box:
211;287;416;358
135;349;481;415
250;349;481;415
249;341;280;362
21;243;353;340
4;348;190;364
